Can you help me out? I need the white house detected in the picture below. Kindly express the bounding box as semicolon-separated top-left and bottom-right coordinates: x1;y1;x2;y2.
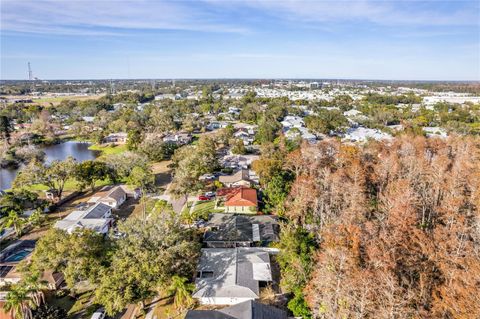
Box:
97;186;127;209
343;127;393;143
104;132;128;144
54;203;113;234
193;247;277;305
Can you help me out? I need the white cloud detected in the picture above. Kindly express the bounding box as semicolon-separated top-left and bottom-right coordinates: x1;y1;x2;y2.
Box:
2;0;477;37
225;0;479;27
0;0;248;35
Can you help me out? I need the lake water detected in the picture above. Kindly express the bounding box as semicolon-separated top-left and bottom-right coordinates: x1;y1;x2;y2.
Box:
0;141;100;190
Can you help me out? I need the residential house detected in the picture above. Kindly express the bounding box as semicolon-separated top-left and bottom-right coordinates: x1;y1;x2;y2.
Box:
285;126;317;143
343;127;393;143
219;170;253;188
206;121;228;131
94;186;127;209
221;155;260;170
233;130;254;146
223;188;258;214
162;133;192;145
233;123;257;134
185;300;287;319
104;132;128;144
280;115;304;129
54;202;113;234
193;247;276;305
203;213;279;248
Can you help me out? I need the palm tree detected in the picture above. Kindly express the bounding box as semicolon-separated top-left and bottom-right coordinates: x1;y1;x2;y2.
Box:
23;273;48;308
166;275;195;310
3;285;35;319
1;210;27;237
27;209;45;229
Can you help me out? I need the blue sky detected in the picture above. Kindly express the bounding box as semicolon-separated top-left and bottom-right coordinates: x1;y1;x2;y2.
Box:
1;0;479;80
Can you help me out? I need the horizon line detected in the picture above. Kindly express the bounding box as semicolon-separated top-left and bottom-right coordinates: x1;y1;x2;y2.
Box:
1;78;479;83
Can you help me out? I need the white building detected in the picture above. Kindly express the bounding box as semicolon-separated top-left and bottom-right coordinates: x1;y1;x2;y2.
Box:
343;127;393;143
54;202;113;234
193;247;277;305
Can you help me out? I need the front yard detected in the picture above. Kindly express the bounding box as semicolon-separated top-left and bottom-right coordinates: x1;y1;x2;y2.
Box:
182;200;224;221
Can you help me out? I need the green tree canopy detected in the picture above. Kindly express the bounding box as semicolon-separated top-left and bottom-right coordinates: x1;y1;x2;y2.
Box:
95;212;200;315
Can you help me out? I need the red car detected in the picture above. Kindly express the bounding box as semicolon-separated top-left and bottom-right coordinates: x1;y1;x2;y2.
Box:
198;195;210;201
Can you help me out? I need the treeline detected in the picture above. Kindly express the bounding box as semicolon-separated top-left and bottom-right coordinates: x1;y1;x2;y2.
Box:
15;208;200;316
276;136;480;318
363;92;422;105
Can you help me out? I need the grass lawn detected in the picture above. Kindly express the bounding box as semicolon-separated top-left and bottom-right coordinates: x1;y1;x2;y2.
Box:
182;200;223;221
47;288;99;319
48;294;76;315
18;178;112;196
67;290;99;318
132;197;159;219
88;143;128;157
28;94;105;106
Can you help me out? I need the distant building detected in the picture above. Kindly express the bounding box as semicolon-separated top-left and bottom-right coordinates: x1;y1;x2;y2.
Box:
162;133;192;145
104;132;128;144
221;154;260;170
343;127;392;143
206;121;228;131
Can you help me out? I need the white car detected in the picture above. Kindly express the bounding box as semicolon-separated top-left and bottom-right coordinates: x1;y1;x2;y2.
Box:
91;308;106;319
204;191;216;198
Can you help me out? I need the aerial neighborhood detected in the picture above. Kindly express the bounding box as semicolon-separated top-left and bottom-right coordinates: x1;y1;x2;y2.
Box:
0;78;479;319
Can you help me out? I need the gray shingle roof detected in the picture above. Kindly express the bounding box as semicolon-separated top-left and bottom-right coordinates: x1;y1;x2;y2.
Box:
219;169;250;184
104;186;126;203
193;248;272;300
204;214;280;243
185;300;288;319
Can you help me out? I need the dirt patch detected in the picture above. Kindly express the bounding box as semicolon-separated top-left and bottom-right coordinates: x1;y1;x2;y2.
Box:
151;161;172;188
113;197;139;220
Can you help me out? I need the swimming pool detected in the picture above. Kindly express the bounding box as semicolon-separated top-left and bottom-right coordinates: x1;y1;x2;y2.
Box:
4;249;33;262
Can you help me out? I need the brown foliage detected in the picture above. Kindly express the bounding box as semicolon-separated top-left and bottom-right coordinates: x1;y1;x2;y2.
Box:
291;136;480;318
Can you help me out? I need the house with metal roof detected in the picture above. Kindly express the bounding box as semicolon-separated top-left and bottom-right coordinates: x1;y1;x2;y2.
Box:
185;300;288;319
204;213;279;248
54;202;113;234
193;247;277;305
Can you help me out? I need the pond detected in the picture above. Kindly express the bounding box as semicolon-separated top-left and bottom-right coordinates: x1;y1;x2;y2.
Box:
0;141;100;190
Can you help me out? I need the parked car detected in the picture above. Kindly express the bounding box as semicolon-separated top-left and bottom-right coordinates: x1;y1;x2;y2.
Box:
91;308;106;319
198;195;210;201
205;191;216;198
199;173;216;181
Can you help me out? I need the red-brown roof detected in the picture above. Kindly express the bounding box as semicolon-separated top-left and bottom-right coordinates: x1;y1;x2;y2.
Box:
217;187;243;197
225;188;257;207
